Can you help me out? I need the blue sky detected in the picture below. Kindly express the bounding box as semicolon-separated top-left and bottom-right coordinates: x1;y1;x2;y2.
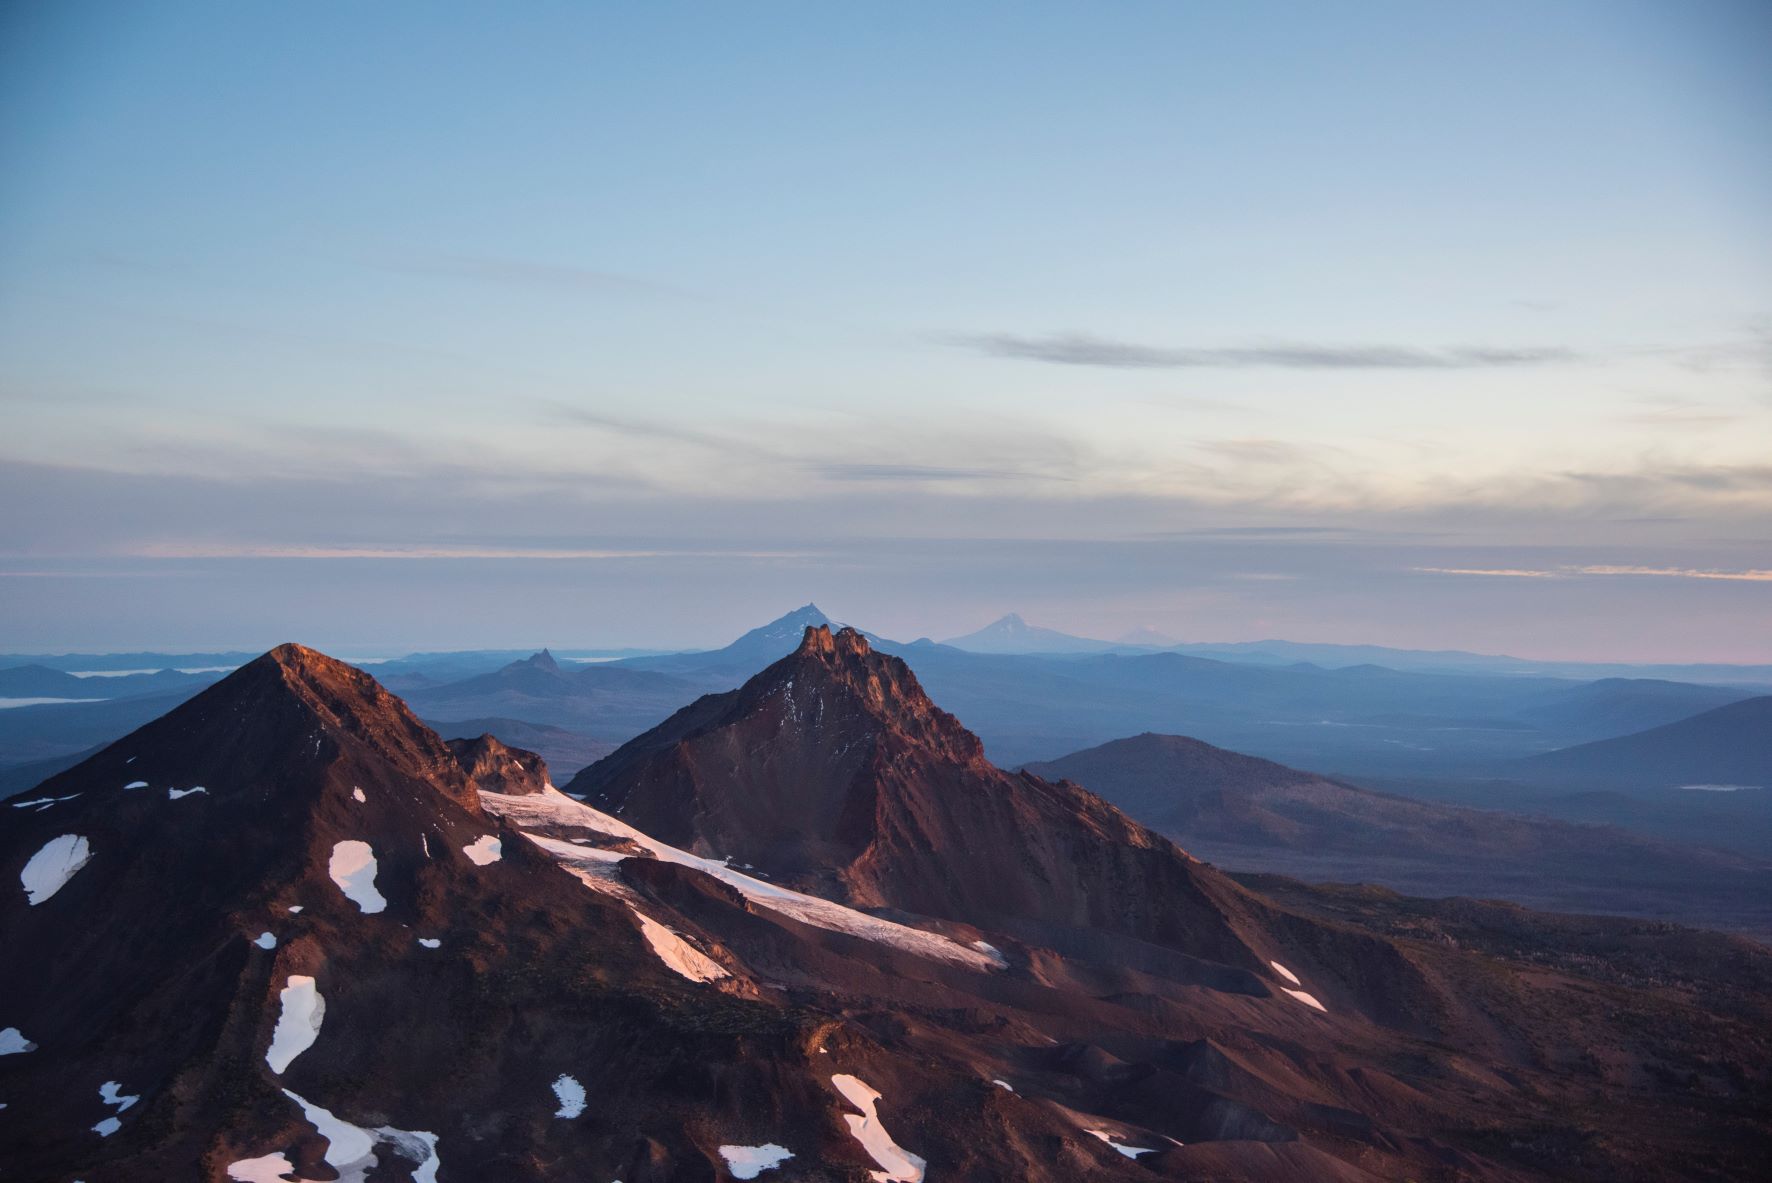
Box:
1;1;1768;658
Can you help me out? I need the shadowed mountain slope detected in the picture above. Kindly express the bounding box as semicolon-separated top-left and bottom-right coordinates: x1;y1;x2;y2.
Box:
1515;695;1772;790
3;642;1769;1180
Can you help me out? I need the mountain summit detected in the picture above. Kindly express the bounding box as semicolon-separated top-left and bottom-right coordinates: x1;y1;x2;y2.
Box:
941;612;1115;654
571;626;1322;974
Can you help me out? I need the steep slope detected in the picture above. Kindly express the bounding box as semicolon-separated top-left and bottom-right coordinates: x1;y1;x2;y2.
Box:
571;627;1428;989
4;643;1770;1181
1;645;1128;1182
1516;695;1772;790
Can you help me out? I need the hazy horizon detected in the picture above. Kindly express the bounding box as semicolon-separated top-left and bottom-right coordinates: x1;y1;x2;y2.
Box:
3;2;1768;661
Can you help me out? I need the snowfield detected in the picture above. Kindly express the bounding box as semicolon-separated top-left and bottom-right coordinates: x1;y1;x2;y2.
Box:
831;1074;926;1182
328;840;388;913
1087;1128;1154;1158
227;1152;299;1182
266;975;324;1074
719;1143;794;1178
21;833;92;905
461;835;502;865
1282;987;1328;1012
552;1074;586;1119
281;1087;441;1183
630;908;729;982
484;789;1003;972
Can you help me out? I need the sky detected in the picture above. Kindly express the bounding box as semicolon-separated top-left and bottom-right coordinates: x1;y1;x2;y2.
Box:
1;1;1768;659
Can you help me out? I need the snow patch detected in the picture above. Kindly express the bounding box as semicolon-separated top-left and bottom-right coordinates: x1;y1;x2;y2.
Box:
971;940;1009;967
1269;960;1300;985
1282;987;1327;1012
0;1027;36;1055
631;908;728;982
280;1088;440;1183
328;840;387;913
21;833;92;905
1086;1129;1154;1159
227;1153;299;1182
462;835;502;865
168;786;208;800
992;1079;1014;1091
124;781;148;790
552;1075;586;1119
831;1074;925;1182
93;1116;122;1137
485;790;1001;972
352;787;367;803
417;938;440;949
255;931;277;950
287;905;304;914
266;975;324;1074
99;1081;139;1112
719;1144;794;1178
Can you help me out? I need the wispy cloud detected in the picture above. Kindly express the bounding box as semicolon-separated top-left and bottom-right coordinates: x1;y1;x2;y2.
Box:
541;403;771;456
1417;565;1772;582
948;331;1579;370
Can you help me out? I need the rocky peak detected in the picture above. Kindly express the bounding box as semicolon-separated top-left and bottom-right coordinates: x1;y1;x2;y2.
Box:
103;642;481;811
521;648;562;674
773;625;983;764
447;733;551;796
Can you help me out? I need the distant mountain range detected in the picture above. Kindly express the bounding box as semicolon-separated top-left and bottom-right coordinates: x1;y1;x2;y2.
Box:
1024;732;1770;933
0;664;222;701
942;613;1135;654
1517;695;1772;791
3;635;1770;1178
4;606;1767;862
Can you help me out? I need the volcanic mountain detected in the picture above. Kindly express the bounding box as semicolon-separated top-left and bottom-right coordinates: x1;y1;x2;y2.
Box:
1023;732;1771;931
940;612;1116;654
1515;694;1772;790
401;649;701;738
4;641;1770;1180
571;626;1324;973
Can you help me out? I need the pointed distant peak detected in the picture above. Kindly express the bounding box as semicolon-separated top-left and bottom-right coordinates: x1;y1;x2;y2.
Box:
522;648;562;673
773;602;831;629
996;612;1027;627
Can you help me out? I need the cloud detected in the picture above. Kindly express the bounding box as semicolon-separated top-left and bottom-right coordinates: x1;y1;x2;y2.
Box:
541;403;770;456
947;332;1580;370
1414;567;1564;579
1416;565;1772;582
